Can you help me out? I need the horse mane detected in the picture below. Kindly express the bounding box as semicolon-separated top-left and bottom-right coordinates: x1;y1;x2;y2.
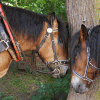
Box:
2;4;49;40
1;3;68;54
69;31;81;65
91;25;100;68
56;17;69;50
69;25;100;68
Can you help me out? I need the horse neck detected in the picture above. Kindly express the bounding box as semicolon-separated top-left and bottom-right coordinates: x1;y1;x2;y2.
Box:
15;34;37;52
2;4;49;52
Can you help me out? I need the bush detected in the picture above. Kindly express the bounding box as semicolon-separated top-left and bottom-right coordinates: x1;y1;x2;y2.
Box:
31;71;70;100
2;96;17;100
0;92;4;98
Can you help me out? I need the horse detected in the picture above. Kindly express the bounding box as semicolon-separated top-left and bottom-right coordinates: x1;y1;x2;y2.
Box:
0;2;69;79
69;24;100;93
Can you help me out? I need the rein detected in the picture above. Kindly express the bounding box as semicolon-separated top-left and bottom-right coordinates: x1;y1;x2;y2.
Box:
72;29;100;83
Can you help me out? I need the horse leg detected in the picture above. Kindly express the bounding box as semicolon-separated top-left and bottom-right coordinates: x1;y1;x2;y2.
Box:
0;50;12;78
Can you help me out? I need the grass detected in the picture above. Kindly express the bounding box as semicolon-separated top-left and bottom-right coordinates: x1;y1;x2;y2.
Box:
31;71;70;100
0;62;57;100
0;51;70;100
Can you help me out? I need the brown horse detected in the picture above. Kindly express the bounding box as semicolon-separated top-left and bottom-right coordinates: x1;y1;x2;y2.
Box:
69;24;100;93
0;3;69;78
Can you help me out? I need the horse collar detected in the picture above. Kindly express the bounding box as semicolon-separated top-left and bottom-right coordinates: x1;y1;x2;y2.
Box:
0;4;22;61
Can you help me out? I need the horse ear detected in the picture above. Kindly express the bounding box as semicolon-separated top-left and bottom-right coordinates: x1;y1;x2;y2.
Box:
47;12;55;25
51;12;55;20
80;24;88;42
50;12;55;25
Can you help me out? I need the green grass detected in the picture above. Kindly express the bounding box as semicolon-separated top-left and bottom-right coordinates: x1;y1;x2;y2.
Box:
0;64;56;99
31;70;70;100
2;96;18;100
0;61;70;100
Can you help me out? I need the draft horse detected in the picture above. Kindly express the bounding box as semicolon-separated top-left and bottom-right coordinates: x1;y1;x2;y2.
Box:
69;24;100;93
0;2;69;78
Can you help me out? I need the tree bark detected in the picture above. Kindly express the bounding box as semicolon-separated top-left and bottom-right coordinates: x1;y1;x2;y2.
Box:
67;77;100;100
65;0;100;100
66;0;99;36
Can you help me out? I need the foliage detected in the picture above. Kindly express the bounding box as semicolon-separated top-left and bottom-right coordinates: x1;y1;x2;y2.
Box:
2;96;17;100
0;92;4;98
0;65;70;100
31;71;70;100
0;66;56;99
1;0;67;21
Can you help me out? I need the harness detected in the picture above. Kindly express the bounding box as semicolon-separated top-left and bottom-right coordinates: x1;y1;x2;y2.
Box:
0;4;22;61
0;3;70;77
72;29;100;83
36;24;70;76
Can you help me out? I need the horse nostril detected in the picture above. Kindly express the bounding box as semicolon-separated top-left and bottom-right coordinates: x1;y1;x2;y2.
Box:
74;84;81;93
78;84;81;90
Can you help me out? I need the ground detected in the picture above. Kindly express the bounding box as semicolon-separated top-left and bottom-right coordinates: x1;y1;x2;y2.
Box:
0;51;56;100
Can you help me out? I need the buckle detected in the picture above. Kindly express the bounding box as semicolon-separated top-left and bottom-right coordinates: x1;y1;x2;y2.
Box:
47;28;53;33
0;40;9;50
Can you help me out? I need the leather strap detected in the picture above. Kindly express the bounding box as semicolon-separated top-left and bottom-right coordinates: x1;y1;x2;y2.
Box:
0;19;10;53
0;40;9;53
36;24;52;52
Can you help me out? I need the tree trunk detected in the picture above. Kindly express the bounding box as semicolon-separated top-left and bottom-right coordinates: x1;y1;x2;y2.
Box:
67;77;100;100
66;0;99;36
65;0;100;100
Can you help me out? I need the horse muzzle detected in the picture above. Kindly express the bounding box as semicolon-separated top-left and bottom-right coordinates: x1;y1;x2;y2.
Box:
71;75;88;94
52;64;69;78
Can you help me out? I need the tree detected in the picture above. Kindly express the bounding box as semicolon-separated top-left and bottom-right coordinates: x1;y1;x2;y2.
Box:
1;0;67;21
65;0;100;99
66;0;99;36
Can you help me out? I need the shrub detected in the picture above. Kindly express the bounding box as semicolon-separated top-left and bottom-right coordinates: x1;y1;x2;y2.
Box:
31;71;70;100
2;96;17;100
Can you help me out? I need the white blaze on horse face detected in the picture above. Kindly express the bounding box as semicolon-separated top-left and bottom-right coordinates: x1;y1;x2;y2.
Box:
71;75;89;93
71;76;81;86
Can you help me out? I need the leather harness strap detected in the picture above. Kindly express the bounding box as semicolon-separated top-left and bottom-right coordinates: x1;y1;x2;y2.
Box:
0;18;10;53
0;40;9;53
0;4;22;61
36;23;70;76
36;24;51;52
37;24;58;61
0;3;69;76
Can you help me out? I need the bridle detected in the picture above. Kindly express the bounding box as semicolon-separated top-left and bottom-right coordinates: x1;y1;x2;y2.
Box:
72;29;100;83
0;3;69;77
36;24;70;76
